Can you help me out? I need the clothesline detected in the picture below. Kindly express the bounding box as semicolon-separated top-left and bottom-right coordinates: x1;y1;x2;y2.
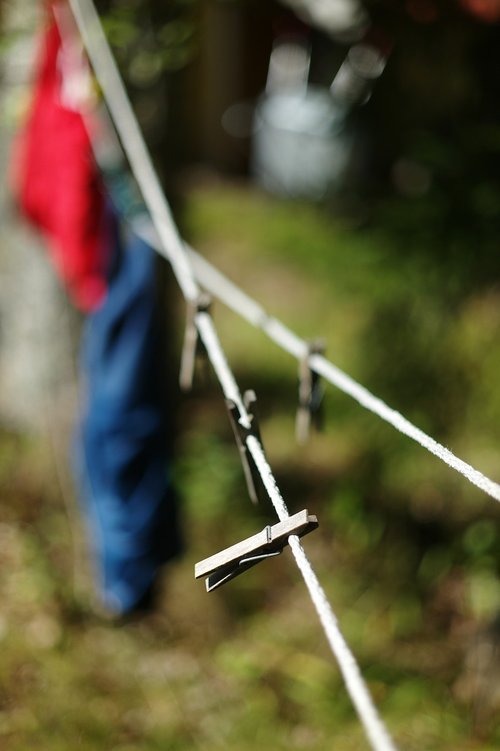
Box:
183;245;500;504
133;212;500;507
67;0;398;750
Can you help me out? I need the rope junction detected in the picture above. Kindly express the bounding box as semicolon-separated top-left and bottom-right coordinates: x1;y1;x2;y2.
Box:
66;0;499;747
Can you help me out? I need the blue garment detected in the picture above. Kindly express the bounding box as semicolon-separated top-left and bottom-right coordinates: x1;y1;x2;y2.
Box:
76;221;181;615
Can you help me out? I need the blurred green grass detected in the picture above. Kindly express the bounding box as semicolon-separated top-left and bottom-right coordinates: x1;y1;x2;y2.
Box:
1;179;499;750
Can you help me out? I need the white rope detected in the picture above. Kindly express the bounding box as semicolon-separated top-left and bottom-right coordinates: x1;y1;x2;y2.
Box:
310;355;500;502
67;2;400;747
288;537;398;751
195;311;247;420
67;0;198;302
248;436;397;751
184;246;500;504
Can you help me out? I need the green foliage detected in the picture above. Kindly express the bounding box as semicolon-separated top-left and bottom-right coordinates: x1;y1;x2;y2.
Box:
100;0;197;86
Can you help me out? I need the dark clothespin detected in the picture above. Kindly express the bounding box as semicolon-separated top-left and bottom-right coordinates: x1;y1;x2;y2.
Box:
296;339;326;444
179;293;212;391
195;509;319;591
226;389;267;505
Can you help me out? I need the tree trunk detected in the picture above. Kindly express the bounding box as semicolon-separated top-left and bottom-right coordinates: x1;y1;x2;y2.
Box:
0;0;80;435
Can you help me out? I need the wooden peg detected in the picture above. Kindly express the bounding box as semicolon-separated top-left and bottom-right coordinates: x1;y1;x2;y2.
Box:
296;339;326;444
179;293;212;391
195;509;319;591
226;389;266;505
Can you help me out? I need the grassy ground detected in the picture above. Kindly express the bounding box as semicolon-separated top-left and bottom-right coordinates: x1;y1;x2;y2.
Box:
1;179;499;750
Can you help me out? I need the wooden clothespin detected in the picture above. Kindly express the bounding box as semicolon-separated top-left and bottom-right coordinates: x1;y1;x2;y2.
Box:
179;293;212;391
296;339;326;444
226;390;266;505
195;509;319;591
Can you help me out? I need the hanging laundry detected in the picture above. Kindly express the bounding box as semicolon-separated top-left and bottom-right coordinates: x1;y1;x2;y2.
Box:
11;1;109;311
76;216;183;617
11;2;183;618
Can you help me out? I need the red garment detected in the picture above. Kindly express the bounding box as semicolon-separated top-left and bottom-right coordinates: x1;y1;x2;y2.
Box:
13;4;109;311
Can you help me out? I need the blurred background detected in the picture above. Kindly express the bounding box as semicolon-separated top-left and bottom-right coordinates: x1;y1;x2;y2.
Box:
1;0;500;749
